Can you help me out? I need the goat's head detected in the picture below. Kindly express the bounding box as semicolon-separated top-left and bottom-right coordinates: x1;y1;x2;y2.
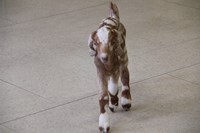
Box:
88;27;124;64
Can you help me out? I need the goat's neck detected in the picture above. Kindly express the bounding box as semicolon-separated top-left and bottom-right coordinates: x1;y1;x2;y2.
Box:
103;56;118;72
94;55;119;73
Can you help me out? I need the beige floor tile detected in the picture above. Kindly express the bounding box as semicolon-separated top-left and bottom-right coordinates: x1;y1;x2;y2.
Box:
112;75;200;133
3;75;200;133
0;125;17;133
0;50;99;104
165;0;200;9
0;19;99;103
119;0;200;45
0;18;13;27
129;19;200;48
168;64;200;85
117;0;200;57
0;6;107;103
0;0;108;23
3;94;99;133
0;81;53;124
128;38;200;82
159;1;200;23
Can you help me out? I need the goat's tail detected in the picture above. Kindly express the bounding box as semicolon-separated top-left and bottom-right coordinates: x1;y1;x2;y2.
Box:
109;1;120;20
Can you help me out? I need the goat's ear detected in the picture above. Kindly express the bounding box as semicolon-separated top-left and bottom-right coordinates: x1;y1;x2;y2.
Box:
88;32;97;56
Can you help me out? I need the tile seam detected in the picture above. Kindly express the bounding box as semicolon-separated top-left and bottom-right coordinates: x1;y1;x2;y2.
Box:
0;79;54;103
0;93;98;125
1;62;200;125
130;36;200;57
0;2;109;29
166;74;200;87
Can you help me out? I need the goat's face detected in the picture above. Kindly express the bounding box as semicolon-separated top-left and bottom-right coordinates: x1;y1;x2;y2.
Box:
89;27;123;64
96;27;115;64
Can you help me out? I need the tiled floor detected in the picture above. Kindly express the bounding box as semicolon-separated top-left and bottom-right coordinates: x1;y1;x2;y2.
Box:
0;0;200;133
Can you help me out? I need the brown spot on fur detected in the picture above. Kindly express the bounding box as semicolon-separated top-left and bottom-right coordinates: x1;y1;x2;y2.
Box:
99;94;109;113
121;89;131;100
109;91;119;106
121;89;132;111
120;67;130;85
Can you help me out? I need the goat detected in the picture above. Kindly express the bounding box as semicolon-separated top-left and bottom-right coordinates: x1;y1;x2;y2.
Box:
88;2;132;133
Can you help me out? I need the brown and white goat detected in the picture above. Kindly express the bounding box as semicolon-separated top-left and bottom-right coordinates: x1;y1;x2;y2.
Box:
88;2;132;133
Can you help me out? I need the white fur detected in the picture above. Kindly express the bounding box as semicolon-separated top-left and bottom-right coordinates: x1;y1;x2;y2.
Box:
88;34;92;46
99;112;110;131
104;19;116;26
108;77;119;112
104;96;109;100
101;53;108;58
108;77;118;95
97;27;109;45
121;97;131;106
122;86;129;91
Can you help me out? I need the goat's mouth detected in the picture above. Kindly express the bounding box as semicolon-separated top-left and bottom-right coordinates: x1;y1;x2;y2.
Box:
100;53;109;64
101;58;109;64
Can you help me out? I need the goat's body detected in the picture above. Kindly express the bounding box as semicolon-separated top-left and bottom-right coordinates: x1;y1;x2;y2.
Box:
88;2;132;133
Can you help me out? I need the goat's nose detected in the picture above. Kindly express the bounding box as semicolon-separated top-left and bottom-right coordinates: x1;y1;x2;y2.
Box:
101;54;108;62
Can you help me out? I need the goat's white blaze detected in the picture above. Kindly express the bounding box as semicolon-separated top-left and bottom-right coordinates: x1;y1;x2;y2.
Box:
97;27;109;46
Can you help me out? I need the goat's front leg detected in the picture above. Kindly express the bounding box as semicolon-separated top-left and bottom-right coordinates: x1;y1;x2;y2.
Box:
98;73;110;133
120;64;132;111
108;71;119;112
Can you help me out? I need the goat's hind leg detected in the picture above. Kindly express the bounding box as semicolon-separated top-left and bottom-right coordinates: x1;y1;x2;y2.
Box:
108;72;119;112
120;65;132;111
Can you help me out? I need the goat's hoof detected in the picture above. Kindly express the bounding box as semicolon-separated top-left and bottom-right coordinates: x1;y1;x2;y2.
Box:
109;107;115;112
99;126;110;133
109;101;118;112
121;97;131;111
122;103;131;111
99;113;110;133
109;103;118;112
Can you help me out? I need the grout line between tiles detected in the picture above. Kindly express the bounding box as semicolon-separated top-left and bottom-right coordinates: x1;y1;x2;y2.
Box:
166;74;200;87
130;62;200;85
0;1;111;29
164;0;200;10
0;79;54;103
0;93;98;125
131;36;200;57
1;62;200;125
